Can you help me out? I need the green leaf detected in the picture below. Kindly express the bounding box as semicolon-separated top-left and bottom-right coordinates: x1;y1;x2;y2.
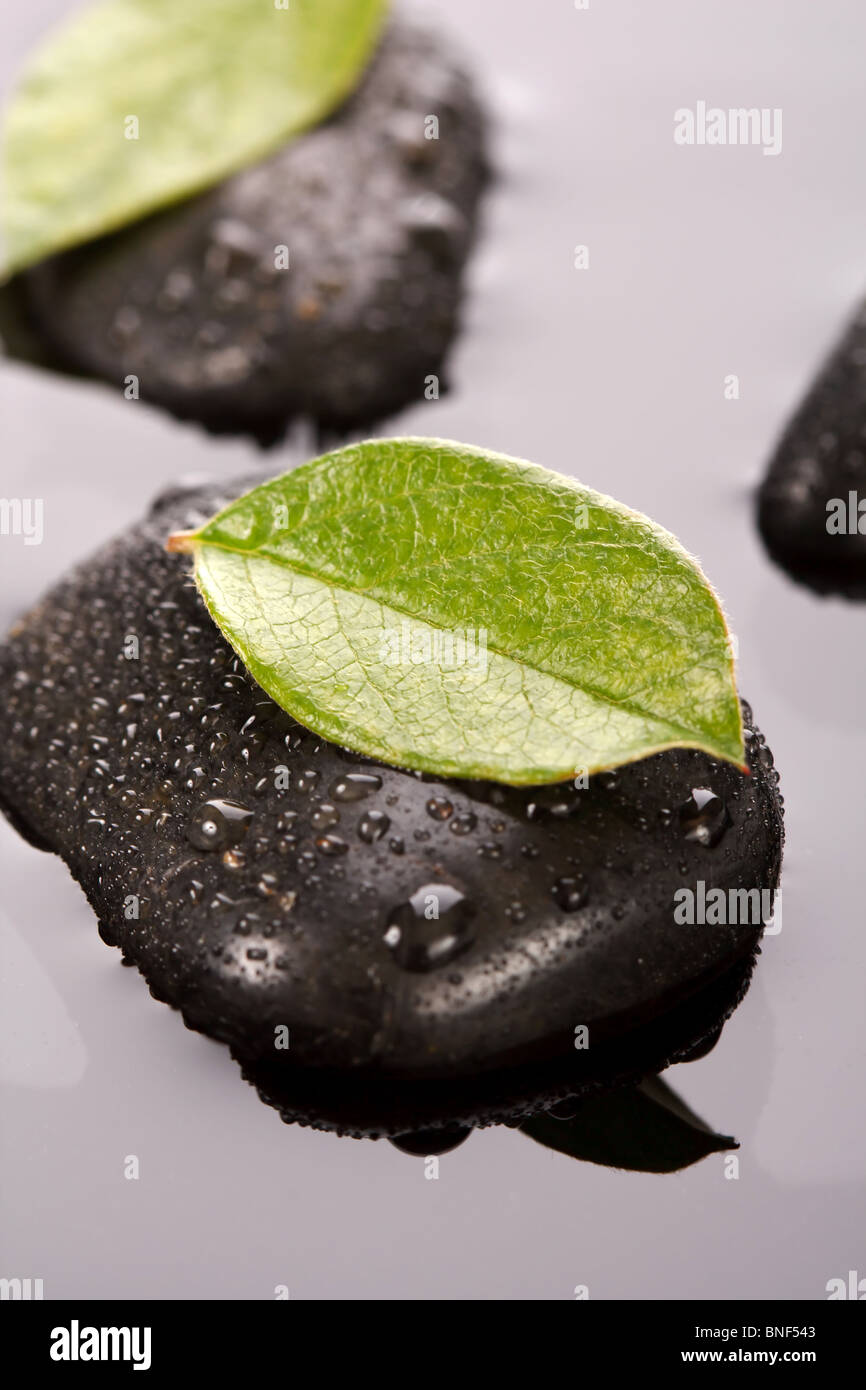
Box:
1;0;389;276
519;1077;738;1173
168;437;745;786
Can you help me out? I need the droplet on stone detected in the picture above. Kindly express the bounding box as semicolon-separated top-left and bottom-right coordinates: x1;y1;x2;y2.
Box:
315;834;349;857
678;788;730;847
551;875;588;912
449;811;477;835
330;772;382;802
384;883;475;972
187;798;253;850
221;848;246;870
389;1124;473;1156
358;810;390;843
477;841;501;860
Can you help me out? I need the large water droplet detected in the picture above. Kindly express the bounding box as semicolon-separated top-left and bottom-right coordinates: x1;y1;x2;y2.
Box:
358;810;390;843
449;811;477;836
311;802;340;830
187;798;253;850
679;788;730;847
330;773;383;802
389;1125;473;1156
426;797;454;821
384;883;475;972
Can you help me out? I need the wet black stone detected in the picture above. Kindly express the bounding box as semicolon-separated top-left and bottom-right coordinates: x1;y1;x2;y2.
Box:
0;475;784;1137
758;297;866;598
3;21;487;446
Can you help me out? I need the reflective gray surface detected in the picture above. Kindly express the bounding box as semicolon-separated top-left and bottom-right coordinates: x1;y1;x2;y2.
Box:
1;0;864;1299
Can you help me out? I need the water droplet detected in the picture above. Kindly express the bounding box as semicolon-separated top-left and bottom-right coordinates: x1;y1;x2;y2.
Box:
426;797;454;821
221;849;246;870
316;834;349;857
311;802;340;830
477;841;501;860
187;798;253;850
526;788;580;821
552;875;588;912
679;788;730;847
294;769;320;794
449;811;477;836
384;883;475;972
389;1125;473;1156
358;810;390;843
389;836;405;855
330;772;383;802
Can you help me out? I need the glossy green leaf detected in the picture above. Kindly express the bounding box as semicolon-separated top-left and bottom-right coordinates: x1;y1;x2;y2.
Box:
519;1077;738;1173
1;0;388;276
168;437;745;786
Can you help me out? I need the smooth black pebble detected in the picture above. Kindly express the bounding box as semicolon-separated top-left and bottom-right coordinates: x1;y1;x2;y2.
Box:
0;476;784;1137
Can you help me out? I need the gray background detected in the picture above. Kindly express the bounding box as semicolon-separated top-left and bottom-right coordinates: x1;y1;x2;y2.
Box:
1;0;864;1300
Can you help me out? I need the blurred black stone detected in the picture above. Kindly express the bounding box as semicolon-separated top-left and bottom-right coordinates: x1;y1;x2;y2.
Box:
1;21;488;446
758;298;866;598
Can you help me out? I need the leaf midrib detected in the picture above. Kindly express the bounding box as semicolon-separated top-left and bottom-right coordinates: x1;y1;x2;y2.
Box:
195;535;715;746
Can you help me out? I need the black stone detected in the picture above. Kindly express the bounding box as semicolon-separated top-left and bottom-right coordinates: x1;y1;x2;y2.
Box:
0;476;784;1137
3;21;487;446
758;298;866;598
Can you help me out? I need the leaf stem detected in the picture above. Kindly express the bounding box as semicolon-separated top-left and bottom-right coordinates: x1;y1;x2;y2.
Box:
166;531;197;554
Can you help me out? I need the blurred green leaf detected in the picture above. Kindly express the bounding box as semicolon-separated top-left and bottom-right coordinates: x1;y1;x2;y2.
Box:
1;0;388;274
